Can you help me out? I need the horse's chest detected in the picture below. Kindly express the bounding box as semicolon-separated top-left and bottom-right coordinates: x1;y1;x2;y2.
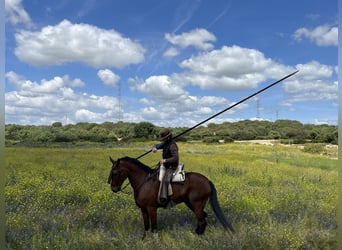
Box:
134;181;159;206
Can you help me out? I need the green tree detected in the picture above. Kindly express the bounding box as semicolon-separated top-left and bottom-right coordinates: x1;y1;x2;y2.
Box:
52;122;62;127
33;126;56;142
134;122;156;139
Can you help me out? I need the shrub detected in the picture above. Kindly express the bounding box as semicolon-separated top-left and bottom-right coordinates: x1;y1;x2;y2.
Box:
302;143;325;154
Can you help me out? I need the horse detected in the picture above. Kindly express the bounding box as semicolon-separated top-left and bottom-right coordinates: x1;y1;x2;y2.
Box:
107;156;235;235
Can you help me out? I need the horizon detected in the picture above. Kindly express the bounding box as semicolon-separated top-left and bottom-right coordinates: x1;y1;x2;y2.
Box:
4;117;338;128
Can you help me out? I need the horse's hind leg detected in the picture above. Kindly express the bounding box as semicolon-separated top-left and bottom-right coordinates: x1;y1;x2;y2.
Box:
185;200;208;235
196;220;207;235
195;207;208;235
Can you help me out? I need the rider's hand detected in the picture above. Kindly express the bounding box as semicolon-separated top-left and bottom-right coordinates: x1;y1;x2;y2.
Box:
151;146;157;153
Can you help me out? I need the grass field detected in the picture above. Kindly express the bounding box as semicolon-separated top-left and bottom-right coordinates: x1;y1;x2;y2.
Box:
5;143;338;249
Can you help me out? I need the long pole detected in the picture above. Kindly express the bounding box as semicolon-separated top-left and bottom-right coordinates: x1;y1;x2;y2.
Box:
136;70;298;159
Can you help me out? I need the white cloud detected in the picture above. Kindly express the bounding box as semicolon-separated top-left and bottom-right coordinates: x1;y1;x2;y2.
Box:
165;28;216;50
178;45;292;90
176;95;227;114
128;44;308;126
75;109;101;121
282;61;337;104
63;75;85;88
132;75;187;101
5;0;33;27
135;97;222;127
163;47;180;57
139;98;154;106
4;70;250;126
134;93;245;128
6;71;65;96
281;81;337;107
14;19;146;68
6;71;85;96
284;80;337;100
139;106;165;120
128;44;337;126
5;71;120;124
97;69;120;87
293;24;338;46
129;74;243;127
295;61;333;80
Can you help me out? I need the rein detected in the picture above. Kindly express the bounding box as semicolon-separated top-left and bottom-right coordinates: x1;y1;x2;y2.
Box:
119;181;131;194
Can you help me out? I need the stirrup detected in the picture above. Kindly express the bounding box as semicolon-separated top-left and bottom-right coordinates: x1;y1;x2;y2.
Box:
159;197;168;206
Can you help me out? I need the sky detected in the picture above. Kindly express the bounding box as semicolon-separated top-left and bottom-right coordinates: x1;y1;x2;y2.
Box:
4;0;338;127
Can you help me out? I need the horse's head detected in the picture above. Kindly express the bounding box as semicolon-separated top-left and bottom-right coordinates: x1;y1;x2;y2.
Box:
108;156;128;193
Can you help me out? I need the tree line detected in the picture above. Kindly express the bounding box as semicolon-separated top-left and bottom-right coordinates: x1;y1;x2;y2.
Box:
5;119;338;146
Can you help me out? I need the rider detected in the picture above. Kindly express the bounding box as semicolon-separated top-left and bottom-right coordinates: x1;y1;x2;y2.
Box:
152;129;179;206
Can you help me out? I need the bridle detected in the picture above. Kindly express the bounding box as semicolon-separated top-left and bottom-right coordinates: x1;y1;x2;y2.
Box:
107;159;130;193
107;158;159;194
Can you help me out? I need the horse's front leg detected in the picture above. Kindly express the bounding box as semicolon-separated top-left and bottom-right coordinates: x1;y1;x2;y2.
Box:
147;206;158;233
140;207;150;239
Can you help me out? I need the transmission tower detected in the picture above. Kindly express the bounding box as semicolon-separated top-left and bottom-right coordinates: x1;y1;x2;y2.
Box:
256;99;260;119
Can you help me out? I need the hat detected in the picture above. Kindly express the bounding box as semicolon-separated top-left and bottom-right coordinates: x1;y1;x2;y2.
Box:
159;129;172;141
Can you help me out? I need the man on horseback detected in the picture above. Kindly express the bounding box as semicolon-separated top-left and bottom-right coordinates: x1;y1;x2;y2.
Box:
152;129;179;206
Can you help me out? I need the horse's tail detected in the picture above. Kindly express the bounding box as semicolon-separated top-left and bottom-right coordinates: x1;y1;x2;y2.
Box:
209;181;235;233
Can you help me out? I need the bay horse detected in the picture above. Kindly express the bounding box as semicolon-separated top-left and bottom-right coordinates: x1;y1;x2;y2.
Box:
107;156;235;235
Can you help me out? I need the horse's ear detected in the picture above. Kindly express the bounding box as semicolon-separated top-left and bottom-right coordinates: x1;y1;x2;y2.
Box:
109;156;115;164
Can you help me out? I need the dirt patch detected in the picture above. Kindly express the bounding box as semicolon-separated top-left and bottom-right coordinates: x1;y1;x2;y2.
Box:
235;140;338;159
235;140;279;146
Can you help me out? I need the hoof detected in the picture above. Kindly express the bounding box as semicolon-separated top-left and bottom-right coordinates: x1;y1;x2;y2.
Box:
195;221;207;235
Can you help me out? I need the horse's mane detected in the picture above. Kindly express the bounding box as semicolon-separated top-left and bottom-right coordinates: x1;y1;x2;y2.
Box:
120;156;157;174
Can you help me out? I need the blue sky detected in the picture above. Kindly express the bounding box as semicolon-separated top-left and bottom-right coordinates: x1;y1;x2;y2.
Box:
5;0;338;127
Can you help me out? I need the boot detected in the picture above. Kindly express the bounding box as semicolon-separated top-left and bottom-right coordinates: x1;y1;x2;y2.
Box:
159;181;168;206
165;198;175;208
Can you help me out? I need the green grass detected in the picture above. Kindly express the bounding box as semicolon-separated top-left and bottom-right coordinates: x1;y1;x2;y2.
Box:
5;143;338;249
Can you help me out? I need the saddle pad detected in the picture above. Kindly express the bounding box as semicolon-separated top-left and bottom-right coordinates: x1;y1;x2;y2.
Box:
172;164;185;182
159;164;185;182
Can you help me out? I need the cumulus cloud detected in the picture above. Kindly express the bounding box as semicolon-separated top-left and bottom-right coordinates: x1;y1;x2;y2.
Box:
97;69;120;87
75;109;105;121
5;71;120;124
130;44;337;125
178;45;292;90
14;19;146;68
282;79;337;103
132;75;187;101
129;74;238;126
62;75;85;88
295;61;333;80
6;71;85;95
5;0;33;27
165;28;216;50
282;61;337;104
293;24;338;46
176;95;228;114
134;94;234;127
